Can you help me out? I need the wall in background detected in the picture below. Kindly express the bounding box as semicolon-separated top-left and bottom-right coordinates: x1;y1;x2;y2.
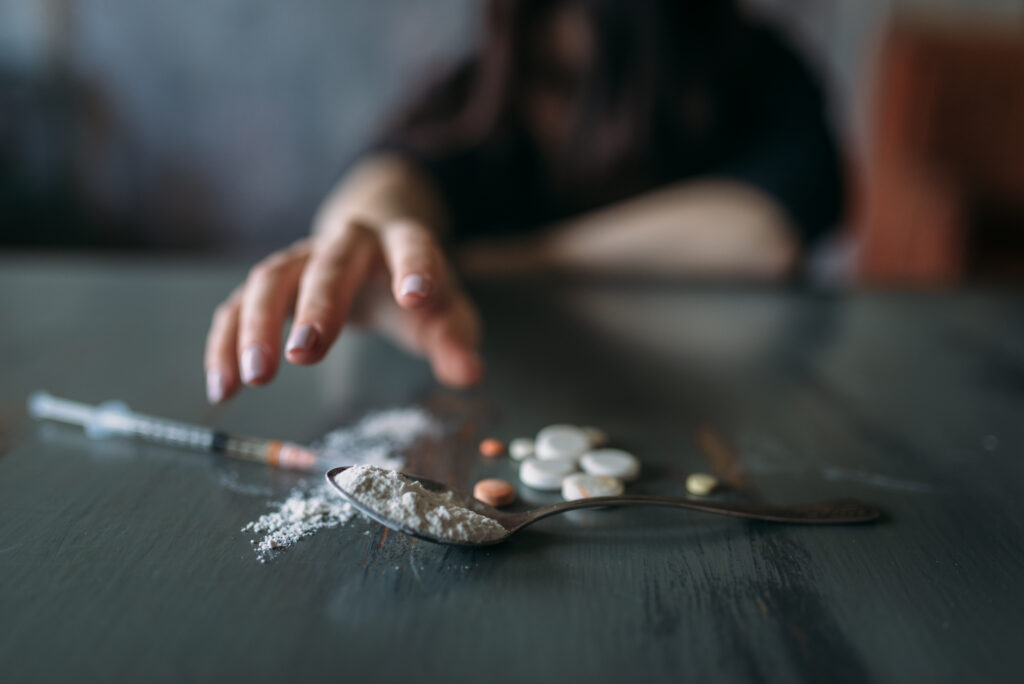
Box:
0;0;474;252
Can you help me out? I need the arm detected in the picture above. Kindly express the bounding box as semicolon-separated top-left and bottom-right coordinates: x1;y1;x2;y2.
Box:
456;178;799;279
458;27;841;281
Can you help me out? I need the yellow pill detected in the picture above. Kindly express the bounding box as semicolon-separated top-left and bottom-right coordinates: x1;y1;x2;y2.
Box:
686;473;718;496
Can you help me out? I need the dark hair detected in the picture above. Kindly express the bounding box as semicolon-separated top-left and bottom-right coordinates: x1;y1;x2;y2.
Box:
385;0;751;204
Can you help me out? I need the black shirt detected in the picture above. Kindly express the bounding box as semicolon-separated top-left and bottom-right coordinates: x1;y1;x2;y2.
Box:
369;25;843;248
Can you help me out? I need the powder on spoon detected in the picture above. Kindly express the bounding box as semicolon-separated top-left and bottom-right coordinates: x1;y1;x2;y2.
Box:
333;465;508;544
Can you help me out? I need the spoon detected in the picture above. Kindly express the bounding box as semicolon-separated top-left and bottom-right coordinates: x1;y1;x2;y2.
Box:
326;466;881;547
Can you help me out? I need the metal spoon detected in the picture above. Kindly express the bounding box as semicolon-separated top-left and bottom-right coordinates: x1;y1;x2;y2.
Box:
326;466;881;547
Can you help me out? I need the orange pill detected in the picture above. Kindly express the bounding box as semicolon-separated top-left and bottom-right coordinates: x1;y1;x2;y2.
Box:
473;478;516;507
479;438;506;458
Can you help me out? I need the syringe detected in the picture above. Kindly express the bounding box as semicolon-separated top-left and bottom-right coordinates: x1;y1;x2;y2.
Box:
27;391;318;470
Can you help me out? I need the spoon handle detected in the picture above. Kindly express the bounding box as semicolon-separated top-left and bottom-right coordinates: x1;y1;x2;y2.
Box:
518;494;880;529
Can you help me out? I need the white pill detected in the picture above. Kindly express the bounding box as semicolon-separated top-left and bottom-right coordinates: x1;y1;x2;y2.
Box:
509;437;535;460
580;448;640;482
535;424;590;461
685;472;718;496
582;426;608;447
561;473;624;501
519;457;578;490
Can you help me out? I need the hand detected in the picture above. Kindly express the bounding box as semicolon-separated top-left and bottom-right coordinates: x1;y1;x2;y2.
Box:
203;219;484;403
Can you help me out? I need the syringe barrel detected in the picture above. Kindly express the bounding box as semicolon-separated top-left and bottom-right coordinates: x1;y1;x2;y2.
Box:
128;413;214;450
27;392;97;426
29;391;214;449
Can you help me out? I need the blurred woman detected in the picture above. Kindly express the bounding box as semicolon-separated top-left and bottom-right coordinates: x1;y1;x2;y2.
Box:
204;0;843;403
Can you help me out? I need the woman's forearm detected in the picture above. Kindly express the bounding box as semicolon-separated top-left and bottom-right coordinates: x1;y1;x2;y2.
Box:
545;180;799;277
313;154;448;237
322;162;801;279
458;179;801;279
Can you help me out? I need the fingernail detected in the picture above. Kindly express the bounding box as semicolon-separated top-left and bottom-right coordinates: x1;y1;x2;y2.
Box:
399;273;430;298
206;369;227;404
286;324;317;354
240;346;268;384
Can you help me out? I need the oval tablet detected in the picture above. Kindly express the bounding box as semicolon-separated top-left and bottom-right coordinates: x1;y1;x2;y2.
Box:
580;448;640;482
509;437;535;461
474;478;517;507
519;457;577;490
561;473;624;501
535;424;590;461
685;472;718;496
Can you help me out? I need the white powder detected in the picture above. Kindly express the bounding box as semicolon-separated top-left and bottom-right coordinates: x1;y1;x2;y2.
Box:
314;407;441;470
242;484;356;562
241;407;441;561
334;465;508;544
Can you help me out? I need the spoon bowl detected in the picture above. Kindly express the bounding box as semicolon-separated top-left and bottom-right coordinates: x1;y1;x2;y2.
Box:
326;466;881;547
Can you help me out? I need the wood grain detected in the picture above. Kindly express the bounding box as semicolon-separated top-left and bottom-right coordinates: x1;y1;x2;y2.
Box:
0;256;1022;683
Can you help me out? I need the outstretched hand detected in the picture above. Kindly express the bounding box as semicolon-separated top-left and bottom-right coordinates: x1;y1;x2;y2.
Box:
203;219;483;403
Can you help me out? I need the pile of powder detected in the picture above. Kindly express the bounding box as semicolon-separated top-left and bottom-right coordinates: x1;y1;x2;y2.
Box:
242;485;356;563
241;406;441;562
334;465;508;544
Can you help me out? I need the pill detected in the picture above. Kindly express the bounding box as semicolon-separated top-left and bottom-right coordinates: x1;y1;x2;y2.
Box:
561;473;624;501
479;438;505;458
509;437;535;460
535;424;590;461
473;478;517;507
582;426;608;447
685;472;718;496
580;448;640;482
519;457;578;490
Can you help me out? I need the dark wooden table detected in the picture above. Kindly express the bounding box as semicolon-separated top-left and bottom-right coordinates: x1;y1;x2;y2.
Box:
1;254;1022;683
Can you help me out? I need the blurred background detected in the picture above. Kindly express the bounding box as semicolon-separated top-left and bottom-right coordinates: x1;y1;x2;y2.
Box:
1;0;1023;283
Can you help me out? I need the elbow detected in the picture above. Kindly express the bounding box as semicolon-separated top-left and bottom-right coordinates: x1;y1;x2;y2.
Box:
728;202;801;280
753;231;800;280
688;179;803;280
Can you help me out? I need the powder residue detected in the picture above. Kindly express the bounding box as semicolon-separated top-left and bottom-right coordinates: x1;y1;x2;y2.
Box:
334;465;508;544
313;407;441;470
242;485;356;563
241;406;441;561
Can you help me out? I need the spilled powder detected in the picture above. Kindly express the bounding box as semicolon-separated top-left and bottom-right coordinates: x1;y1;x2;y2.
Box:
242;485;356;562
241;407;440;562
334;465;507;544
313;407;440;470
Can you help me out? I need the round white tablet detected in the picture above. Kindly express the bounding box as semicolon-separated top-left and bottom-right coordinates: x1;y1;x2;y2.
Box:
519;457;578;490
535;424;590;461
580;448;640;482
509;437;535;461
561;473;624;501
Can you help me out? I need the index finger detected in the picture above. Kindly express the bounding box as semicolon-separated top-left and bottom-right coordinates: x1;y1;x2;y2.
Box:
285;221;379;365
379;219;449;309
